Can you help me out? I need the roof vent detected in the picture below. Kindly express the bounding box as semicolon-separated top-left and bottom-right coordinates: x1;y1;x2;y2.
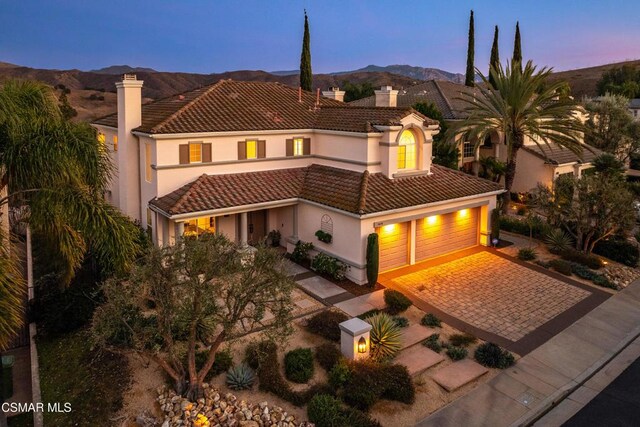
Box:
122;73;137;81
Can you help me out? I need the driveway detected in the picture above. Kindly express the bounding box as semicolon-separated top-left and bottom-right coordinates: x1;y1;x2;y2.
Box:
380;248;611;355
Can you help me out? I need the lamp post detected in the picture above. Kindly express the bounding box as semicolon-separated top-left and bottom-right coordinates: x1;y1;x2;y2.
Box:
357;337;367;354
339;318;372;361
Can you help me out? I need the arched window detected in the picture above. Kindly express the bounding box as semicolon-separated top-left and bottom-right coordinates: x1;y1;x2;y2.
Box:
397;130;417;170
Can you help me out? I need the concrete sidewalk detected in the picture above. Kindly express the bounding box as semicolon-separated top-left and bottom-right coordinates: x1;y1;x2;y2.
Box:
417;278;640;427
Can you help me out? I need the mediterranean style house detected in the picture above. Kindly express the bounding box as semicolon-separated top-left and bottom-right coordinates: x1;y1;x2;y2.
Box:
92;75;503;284
351;80;600;193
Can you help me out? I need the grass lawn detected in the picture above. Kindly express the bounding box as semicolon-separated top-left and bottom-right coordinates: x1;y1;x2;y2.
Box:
38;328;130;426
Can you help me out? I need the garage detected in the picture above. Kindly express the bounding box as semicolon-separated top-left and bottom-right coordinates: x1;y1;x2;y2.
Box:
378;222;409;272
415;208;479;262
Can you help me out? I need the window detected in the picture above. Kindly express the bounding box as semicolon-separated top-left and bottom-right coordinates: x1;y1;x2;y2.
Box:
189;142;202;163
293;138;304;156
463;141;475;158
146;208;153;239
97;132;106;149
246;140;257;159
113;135;118;152
397;130;416;170
184;216;216;237
145;143;152;182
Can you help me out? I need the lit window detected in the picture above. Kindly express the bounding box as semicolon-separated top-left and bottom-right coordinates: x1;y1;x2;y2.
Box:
184;216;216;237
293;138;304;156
145;143;152;182
397;130;416;169
113;135;118;152
189;143;202;163
246;140;257;159
97;133;105;147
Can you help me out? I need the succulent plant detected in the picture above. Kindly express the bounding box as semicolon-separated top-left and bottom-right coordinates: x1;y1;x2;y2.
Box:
366;312;402;361
226;363;255;390
544;228;574;253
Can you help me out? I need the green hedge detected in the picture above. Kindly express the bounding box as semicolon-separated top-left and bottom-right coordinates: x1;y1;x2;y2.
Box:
499;216;550;240
593;238;639;267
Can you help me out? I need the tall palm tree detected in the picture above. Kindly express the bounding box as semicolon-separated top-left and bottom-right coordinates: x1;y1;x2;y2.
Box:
0;80;142;344
446;61;584;210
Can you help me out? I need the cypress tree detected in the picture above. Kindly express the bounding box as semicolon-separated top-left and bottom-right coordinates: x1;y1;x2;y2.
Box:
465;10;475;87
489;25;500;88
513;21;522;73
299;10;312;92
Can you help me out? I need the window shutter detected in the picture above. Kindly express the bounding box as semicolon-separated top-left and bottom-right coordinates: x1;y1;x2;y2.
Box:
179;144;189;164
238;141;246;160
257;140;266;158
203;143;212;162
286;139;294;157
303;138;311;155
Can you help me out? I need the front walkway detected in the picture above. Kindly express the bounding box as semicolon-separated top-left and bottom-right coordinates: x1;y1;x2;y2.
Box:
380;247;611;355
416;278;640;427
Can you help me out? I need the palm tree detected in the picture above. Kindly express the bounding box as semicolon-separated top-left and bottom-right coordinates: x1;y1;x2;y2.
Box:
446;61;584;210
0;80;142;344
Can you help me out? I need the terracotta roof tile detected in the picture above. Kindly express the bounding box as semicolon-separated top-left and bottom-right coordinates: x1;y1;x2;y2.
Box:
150;164;503;216
522;143;602;165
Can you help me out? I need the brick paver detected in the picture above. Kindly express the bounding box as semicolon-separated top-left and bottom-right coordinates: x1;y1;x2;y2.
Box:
388;252;590;341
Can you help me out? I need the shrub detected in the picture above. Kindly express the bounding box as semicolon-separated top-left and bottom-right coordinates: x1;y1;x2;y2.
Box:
291;240;314;263
560;249;603;269
392;316;409;328
366;233;379;287
306;310;349;342
367;312;403;361
448;333;477;347
342;362;384;410
267;229;281;247
549;259;572;276
312;252;349;280
570;262;598;280
307;394;342;427
516;207;527;216
446;346;468;361
357;308;382;320
635;231;640;244
285;348;314;383
328;359;351;390
226;363;255;390
422;333;442;353
315;230;333;244
315;343;343;371
421;313;442;328
199;348;233;379
384;289;412;314
340;406;383;427
517;247;537;261
593;275;617;289
593;238;640;267
381;364;415;404
499;215;549;239
474;343;515;369
544;229;574;253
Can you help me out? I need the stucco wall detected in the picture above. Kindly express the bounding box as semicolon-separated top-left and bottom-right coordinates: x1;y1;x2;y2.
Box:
511;150;555;193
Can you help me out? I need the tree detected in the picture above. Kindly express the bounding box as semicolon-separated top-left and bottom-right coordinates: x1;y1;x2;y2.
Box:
0;230;24;350
534;172;635;253
585;94;640;162
299;10;312;92
412;101;460;169
465;10;475;87
342;81;375;102
0;80;141;287
596;65;640;98
58;90;77;120
489;26;500;88
512;22;522;73
446;62;584;210
92;234;295;400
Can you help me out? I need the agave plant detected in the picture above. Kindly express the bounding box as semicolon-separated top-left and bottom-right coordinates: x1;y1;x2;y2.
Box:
366;312;403;361
544;228;574;253
226;363;256;390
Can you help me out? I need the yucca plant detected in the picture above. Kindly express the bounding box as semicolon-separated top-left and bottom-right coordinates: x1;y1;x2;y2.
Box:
226;363;256;390
544;228;574;254
366;312;403;361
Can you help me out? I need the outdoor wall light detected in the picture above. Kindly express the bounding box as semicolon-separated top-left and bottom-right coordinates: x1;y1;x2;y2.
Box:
358;337;367;353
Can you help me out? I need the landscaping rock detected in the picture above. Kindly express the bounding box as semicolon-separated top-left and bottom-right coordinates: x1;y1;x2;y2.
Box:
604;263;640;289
156;385;312;427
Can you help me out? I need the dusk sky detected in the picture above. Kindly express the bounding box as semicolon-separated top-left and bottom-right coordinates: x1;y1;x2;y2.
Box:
2;0;640;75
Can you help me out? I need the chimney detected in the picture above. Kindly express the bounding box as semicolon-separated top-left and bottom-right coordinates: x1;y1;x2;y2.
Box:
115;74;144;221
322;86;346;102
374;86;399;107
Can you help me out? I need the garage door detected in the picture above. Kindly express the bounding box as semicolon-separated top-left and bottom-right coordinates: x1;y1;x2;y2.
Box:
415;208;478;262
378;222;409;272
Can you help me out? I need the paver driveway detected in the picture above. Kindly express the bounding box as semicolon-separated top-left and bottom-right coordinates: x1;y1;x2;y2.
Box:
383;250;591;342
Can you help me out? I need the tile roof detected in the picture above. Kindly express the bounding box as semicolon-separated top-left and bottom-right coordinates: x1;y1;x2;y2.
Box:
349;80;481;120
150;164;503;216
93;80;434;134
522;143;603;165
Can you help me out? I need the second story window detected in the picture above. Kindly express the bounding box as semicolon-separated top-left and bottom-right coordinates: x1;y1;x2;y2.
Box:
189;142;202;163
238;140;266;160
179;142;212;165
294;138;304;156
397;130;416;170
246;140;257;159
463;141;475;158
286;137;310;156
113;135;118;152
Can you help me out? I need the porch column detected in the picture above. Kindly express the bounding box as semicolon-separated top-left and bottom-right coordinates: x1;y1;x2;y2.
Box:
292;205;299;240
479;204;492;246
175;221;184;241
409;219;416;265
240;212;248;246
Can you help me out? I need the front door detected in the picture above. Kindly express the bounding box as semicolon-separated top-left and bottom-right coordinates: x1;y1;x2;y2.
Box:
247;210;267;245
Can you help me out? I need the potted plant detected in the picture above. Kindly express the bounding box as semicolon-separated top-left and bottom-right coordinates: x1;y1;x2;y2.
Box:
267;229;281;247
315;230;332;244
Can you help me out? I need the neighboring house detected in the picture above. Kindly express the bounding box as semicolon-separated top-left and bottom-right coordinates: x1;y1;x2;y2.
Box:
352;81;599;193
629;98;640;120
92;75;502;284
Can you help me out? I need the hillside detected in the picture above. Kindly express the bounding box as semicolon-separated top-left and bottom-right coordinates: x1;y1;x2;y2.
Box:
90;65;158;74
548;60;640;98
333;64;465;83
0;62;423;122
